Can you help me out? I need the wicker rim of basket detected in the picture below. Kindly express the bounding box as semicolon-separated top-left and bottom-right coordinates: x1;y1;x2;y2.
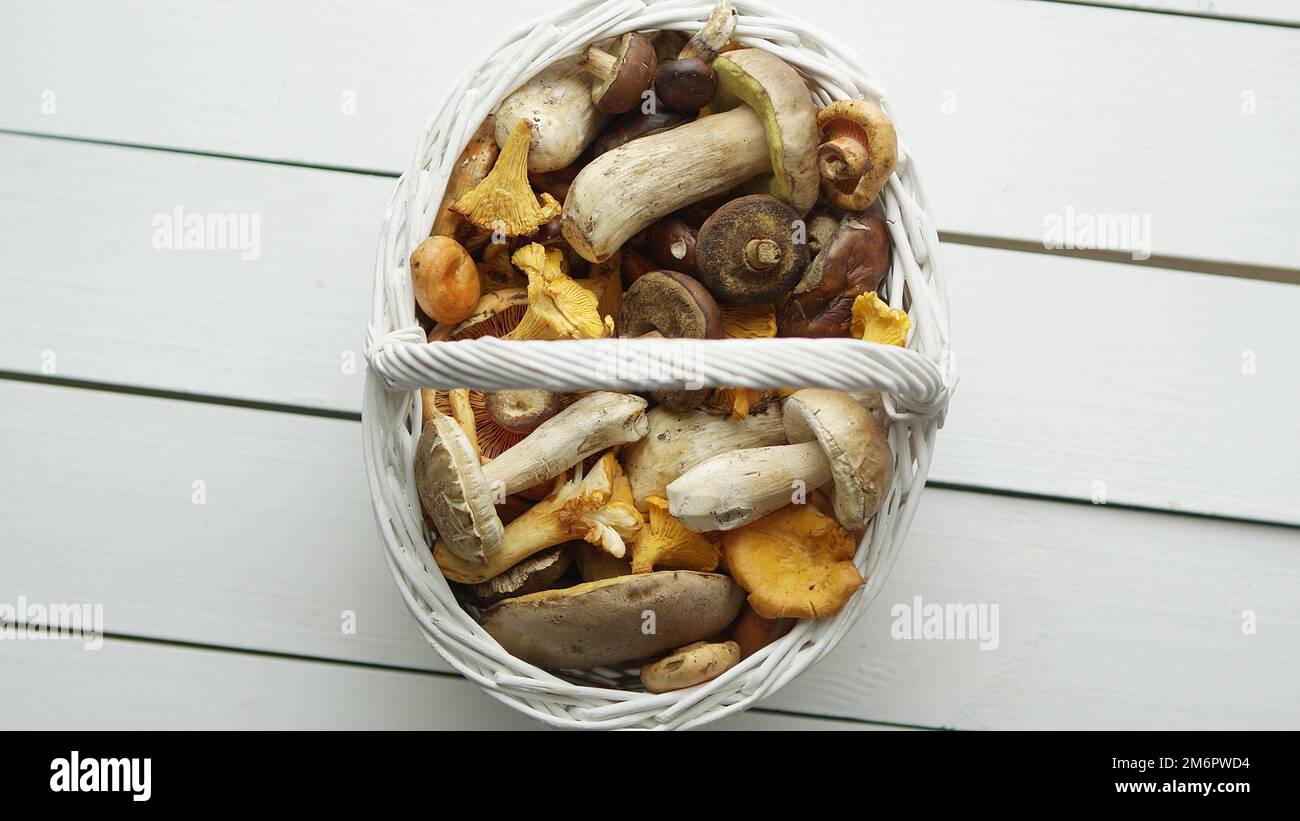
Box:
362;0;955;729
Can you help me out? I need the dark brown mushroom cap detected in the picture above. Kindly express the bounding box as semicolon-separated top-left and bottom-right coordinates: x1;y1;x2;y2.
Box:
620;270;723;339
777;212;891;338
646;217;698;275
654;57;717;113
590;107;689;158
585;32;657;115
695;195;810;304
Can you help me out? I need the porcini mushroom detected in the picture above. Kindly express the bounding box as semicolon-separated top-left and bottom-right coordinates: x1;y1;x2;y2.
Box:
472;545;574;605
723;504;863;619
481;570;744;669
851;291;911;347
631;496;720;574
494;58;609;173
504;243;612;340
583;32;657;114
452;120;562;237
416;392;649;563
695;194;809;304
621;403;787;510
667;388;891;532
653;0;737;113
434;453;643;584
778;213;891;337
816;99;898;211
410;236;481;324
640;640;741;693
562;47;818;263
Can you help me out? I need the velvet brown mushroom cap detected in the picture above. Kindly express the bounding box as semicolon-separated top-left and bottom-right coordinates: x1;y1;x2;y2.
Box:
695;194;809;304
584;32;657;114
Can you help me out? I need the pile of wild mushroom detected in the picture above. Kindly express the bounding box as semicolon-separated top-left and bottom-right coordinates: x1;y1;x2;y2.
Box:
411;0;912;692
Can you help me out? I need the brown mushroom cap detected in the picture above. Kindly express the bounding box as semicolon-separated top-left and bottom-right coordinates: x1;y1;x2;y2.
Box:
695;195;810;304
783;389;892;531
654;57;717;113
640;640;741;693
590;107;690;158
646;217;699;275
481;570;745;669
778;213;890;337
584;32;657;115
483;389;563;433
620;270;722;339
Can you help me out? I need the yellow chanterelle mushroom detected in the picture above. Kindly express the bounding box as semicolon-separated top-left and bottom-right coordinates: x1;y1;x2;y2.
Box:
505;243;613;340
631;496;721;574
452;119;562;237
851;291;910;347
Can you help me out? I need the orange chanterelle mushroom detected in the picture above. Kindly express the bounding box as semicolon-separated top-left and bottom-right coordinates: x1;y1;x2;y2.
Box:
722;504;863;620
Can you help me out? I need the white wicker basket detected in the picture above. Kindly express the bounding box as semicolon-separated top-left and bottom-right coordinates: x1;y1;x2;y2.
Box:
363;0;954;729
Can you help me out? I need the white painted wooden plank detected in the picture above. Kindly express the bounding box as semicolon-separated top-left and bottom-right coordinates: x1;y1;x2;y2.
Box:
4;134;1297;523
1;0;1297;270
2;381;1296;729
1064;0;1300;25
0;638;878;730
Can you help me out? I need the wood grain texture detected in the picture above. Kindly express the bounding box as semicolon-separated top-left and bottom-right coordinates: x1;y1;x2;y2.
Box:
1;0;1297;269
1057;0;1300;25
2;380;1295;729
3;134;1296;523
0;638;881;730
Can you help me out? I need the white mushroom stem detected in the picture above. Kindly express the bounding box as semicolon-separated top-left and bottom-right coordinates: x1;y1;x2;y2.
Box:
481;391;648;496
562;106;770;263
667;441;832;532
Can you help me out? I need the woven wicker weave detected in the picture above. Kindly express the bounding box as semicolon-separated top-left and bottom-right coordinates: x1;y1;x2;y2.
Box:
363;0;954;729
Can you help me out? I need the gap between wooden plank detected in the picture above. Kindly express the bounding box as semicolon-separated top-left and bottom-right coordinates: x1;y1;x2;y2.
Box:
1035;0;1300;27
0;631;903;730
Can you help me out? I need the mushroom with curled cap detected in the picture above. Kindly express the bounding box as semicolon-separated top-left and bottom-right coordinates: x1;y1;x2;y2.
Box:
562;47;819;263
778;212;891;338
722;503;863;619
694;194;809;304
816;99;898;211
666;388;891;532
471;545;574;605
415;392;650;564
630;496;721;574
851;291;911;347
504;243;612;340
434;453;644;585
582;32;657;114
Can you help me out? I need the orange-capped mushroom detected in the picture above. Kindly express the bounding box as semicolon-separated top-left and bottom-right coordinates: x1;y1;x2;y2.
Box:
722;504;863;619
630;496;721;574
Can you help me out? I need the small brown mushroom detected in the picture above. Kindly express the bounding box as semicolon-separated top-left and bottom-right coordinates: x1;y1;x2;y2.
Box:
410;236;481;324
590;108;690;158
695;195;809;304
653;0;737;113
582;32;657;115
778;213;891;337
472;545;574;604
620;270;723;411
483;389;563;434
640;640;741;693
645;217;698;275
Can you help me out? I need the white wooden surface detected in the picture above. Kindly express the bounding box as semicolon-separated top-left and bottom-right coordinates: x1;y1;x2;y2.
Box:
1;0;1297;730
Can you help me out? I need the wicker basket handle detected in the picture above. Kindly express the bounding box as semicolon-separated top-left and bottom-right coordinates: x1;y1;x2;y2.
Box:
365;331;953;417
